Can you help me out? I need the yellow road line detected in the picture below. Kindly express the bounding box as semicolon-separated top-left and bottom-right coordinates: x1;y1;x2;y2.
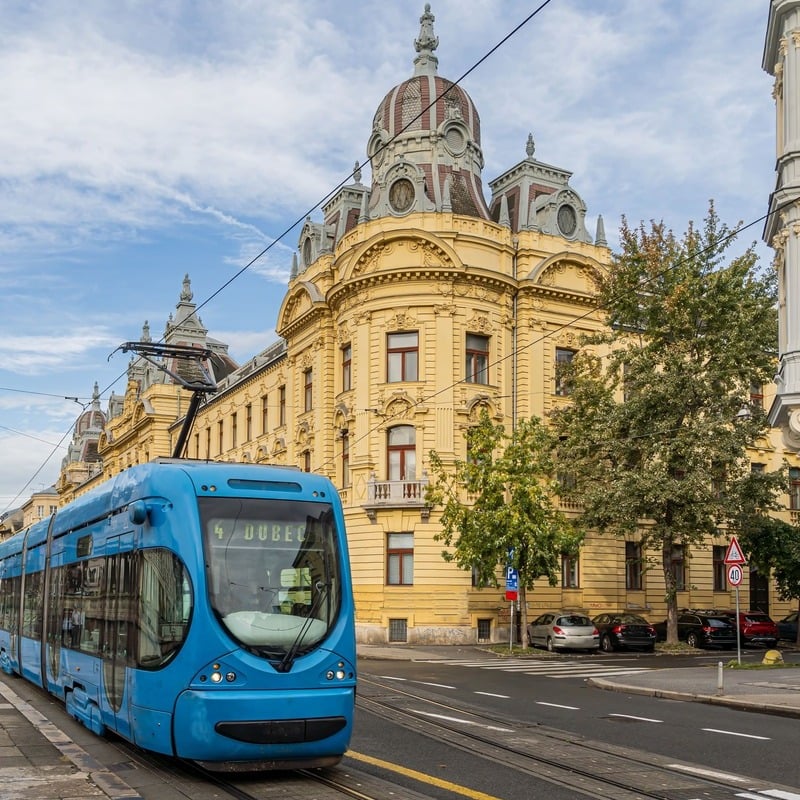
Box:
347;750;505;800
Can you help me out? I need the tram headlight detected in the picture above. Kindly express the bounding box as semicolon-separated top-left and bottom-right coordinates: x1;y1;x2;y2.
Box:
210;671;223;683
226;672;236;682
325;662;348;681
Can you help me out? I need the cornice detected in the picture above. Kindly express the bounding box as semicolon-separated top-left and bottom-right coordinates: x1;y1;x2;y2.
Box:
523;284;599;308
328;266;515;309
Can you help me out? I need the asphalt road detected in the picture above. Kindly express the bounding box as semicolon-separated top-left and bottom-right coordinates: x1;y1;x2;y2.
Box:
356;649;800;792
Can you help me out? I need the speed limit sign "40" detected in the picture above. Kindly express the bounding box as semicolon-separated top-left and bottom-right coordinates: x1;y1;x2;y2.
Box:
727;564;743;587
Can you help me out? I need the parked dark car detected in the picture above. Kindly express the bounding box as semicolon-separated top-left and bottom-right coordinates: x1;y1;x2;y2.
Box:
715;610;779;647
592;613;657;653
653;612;737;649
778;611;798;642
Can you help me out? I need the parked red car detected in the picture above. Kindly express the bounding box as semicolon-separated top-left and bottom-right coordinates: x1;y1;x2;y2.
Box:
716;610;779;647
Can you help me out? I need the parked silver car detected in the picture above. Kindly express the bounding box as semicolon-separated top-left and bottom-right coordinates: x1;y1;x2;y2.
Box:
527;611;600;652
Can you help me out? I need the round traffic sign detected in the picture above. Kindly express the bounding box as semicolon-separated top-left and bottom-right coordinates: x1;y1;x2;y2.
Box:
727;564;743;587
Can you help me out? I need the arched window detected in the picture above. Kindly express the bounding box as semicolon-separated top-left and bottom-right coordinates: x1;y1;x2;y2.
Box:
387;425;416;481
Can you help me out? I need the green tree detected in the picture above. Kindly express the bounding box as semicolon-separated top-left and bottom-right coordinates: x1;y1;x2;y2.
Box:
427;410;582;646
551;204;784;644
740;517;800;644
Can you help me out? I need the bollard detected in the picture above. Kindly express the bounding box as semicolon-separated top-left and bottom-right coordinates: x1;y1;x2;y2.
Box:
763;649;783;665
717;661;724;695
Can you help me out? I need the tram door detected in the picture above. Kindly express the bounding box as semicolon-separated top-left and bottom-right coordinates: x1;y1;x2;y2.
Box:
102;536;134;738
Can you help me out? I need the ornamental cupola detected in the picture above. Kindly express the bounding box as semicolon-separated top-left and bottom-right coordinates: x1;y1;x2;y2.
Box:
366;4;490;221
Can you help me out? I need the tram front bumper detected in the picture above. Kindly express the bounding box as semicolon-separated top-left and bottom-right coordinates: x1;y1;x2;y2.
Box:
172;687;354;762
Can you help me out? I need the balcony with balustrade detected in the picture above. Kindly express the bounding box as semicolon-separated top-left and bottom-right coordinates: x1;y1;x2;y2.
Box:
363;471;430;522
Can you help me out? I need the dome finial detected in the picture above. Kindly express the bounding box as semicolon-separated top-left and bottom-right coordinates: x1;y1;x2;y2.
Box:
526;133;535;159
413;4;439;76
181;273;193;302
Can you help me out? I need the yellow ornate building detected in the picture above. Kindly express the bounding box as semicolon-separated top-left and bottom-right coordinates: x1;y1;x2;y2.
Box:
56;6;800;644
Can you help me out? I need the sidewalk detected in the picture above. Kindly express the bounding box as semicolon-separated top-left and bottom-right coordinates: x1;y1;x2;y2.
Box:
357;643;800;717
0;677;140;800
588;664;800;717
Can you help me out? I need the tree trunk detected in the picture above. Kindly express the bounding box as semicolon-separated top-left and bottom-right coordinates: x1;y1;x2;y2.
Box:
662;543;679;643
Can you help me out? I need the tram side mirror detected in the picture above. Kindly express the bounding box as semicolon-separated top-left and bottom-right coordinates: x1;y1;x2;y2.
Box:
128;500;149;525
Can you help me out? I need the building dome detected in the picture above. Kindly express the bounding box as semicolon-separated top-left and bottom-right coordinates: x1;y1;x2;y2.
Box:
75;382;106;436
366;4;490;221
371;75;481;147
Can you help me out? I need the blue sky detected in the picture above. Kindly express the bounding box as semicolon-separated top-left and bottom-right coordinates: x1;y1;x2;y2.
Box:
0;1;776;511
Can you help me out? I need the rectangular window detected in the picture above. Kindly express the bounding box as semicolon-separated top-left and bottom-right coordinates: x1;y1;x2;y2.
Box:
465;333;489;384
387;532;413;585
217;421;224;455
206;427;211;459
341;431;350;488
713;545;727;592
749;380;764;409
387;332;418;382
193;432;199;458
671;544;686;591
790;468;800;511
304;369;313;412
625;541;642;590
231;412;238;448
261;394;269;434
477;619;492;643
554;347;576;396
303;451;311;472
561;554;579;589
279;385;286;426
245;404;252;442
342;344;352;392
388;618;408;643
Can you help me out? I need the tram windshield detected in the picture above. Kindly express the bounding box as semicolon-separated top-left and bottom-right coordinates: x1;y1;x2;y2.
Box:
199;497;341;657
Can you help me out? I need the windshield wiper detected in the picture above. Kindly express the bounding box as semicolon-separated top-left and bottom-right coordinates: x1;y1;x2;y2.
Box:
275;581;328;673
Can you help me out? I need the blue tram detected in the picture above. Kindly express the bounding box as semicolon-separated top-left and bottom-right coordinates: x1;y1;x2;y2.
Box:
0;459;356;769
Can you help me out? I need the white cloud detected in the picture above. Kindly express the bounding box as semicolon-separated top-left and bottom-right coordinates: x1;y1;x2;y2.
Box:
0;0;780;507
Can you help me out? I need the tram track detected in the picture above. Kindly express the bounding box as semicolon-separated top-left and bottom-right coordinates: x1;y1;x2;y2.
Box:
108;735;438;800
356;673;798;800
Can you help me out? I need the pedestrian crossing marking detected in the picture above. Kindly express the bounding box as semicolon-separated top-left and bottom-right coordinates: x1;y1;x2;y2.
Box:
415;657;655;679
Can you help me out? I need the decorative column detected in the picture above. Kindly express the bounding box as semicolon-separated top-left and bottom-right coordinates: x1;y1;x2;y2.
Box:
765;1;800;450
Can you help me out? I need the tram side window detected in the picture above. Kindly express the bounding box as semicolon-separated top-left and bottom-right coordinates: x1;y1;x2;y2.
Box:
22;571;43;639
137;549;191;669
47;565;65;650
0;576;19;632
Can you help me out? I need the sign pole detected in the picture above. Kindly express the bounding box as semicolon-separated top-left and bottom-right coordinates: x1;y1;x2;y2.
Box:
505;565;519;651
735;585;742;666
724;536;747;667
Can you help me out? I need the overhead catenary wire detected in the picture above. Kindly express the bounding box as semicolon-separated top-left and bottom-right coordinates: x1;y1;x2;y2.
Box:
312;204;785;474
1;2;784;510
1;3;556;515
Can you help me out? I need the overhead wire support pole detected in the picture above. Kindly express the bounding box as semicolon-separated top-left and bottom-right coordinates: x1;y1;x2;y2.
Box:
112;341;219;458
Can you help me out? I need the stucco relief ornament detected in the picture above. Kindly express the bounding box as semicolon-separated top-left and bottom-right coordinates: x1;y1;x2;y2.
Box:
408;239;448;268
577;265;602;294
540;262;567;287
444;95;463;120
785;409;800;449
389;312;416;329
467;313;492;333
